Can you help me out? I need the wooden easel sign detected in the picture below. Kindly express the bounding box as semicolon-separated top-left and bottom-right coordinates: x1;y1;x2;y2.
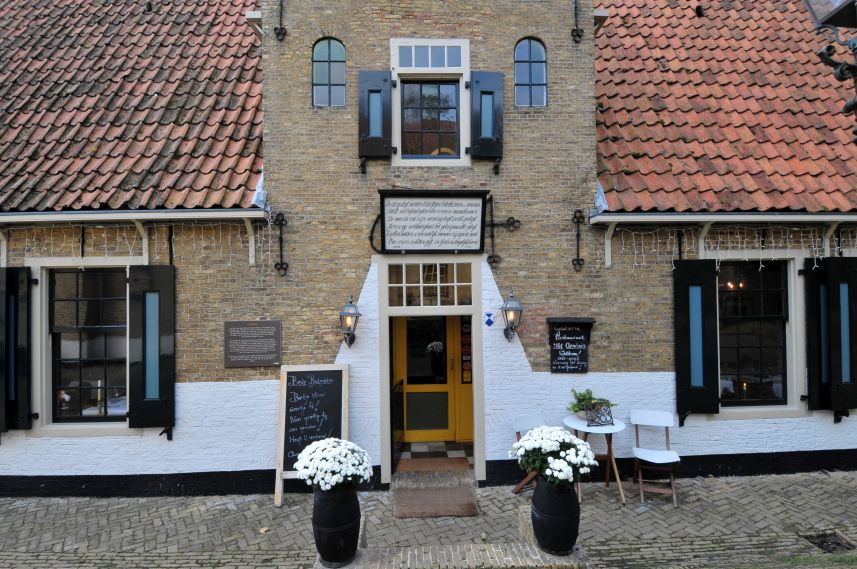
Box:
274;364;349;507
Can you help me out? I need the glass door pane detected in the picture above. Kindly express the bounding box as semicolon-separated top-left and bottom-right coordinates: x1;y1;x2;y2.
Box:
405;317;446;385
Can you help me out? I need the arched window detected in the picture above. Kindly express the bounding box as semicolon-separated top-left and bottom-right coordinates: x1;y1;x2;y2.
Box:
313;38;346;107
514;38;547;107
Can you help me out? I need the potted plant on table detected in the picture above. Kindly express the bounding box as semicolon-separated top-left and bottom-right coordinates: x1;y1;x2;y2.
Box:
568;388;615;426
295;438;373;568
511;426;598;555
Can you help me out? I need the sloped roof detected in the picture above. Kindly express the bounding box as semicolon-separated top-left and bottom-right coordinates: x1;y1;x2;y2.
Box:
596;0;857;213
0;0;262;212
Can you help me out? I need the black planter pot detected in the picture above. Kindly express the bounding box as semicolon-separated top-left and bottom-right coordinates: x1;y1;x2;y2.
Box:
530;475;580;555
312;484;361;568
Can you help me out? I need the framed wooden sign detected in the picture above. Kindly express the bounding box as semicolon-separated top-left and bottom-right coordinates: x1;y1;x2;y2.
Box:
379;189;489;254
274;364;349;506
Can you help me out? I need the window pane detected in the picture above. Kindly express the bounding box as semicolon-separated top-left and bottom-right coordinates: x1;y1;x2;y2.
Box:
369;91;382;137
106;361;126;388
399;45;412;67
440;263;454;284
59;361;80;388
57;389;79;417
313;85;329;106
389;264;403;284
102;271;125;298
515;40;529;61
313;62;329;84
720;348;738;373
719;293;739;317
530;40;546;61
421;84;439;107
53;272;77;299
439;109;456;131
313;40;329;61
739;320;761;346
414;46;429;67
515;62;530;83
80;332;105;359
53;300;77;327
77;300;101;326
531;86;547;106
403;132;420;155
405;264;420;284
406;393;448;429
739;292;762;316
102;300;126;326
80;388;105;417
406;286;421;306
739;349;760;373
389;286;404;307
439;84;456;107
531;62;546;84
403;83;420;107
330;86;346;107
456;263;471;283
720;375;737;399
762;292;784;316
440;286;455;305
457;285;472;305
515;86;530;106
107;389;127;416
446;46;461;67
106;331;126;359
759;321;783;346
59;332;79;359
421;109;439;130
438;133;457;155
481;93;494;138
330;62;345;84
431;46;445;67
82;361;104;389
423;285;438;306
422;133;440;155
329;40;345;61
423;264;438;284
761;348;783;372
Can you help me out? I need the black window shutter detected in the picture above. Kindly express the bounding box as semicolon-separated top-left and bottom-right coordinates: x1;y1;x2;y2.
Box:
470;71;504;159
824;258;857;420
358;70;392;158
804;258;831;411
673;260;719;425
128;265;175;434
0;267;31;433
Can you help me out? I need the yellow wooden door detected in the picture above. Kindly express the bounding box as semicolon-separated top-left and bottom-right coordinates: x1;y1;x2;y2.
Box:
393;316;463;443
454;315;474;442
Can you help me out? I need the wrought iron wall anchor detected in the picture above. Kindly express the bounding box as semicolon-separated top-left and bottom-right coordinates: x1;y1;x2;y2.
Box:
486;195;522;266
274;0;287;41
273;213;289;276
492;158;502;175
572;0;584;43
572;209;586;271
359;158;368;174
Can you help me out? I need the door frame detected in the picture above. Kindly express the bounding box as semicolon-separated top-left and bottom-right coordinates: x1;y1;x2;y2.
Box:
377;254;485;483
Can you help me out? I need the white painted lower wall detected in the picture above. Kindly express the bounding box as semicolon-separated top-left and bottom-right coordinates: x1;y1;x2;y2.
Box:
2;260;856;477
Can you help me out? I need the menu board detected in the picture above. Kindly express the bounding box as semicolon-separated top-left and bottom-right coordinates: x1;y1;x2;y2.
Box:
548;317;595;374
380;190;488;253
275;365;349;506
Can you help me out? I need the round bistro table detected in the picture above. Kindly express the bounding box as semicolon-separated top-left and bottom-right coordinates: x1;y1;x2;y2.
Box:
563;414;627;504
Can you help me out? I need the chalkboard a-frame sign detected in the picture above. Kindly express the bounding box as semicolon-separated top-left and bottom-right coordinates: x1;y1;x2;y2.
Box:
274;364;349;507
548;317;596;374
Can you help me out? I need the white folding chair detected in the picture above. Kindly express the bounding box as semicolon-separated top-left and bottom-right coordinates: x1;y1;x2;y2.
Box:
630;409;681;508
511;413;547;494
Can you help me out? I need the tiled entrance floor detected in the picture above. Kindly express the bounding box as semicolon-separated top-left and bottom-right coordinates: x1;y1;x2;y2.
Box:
400;441;474;464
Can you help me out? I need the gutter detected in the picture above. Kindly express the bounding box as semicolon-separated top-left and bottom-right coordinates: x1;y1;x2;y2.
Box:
590;212;857;225
0;208;267;224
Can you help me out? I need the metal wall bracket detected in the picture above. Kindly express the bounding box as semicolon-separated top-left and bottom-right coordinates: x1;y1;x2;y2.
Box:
159;426;173;441
492;158;502;175
273;213;289;276
274;0;287;41
486;195;522;266
572;209;586;271
572;0;584;43
359;157;368;174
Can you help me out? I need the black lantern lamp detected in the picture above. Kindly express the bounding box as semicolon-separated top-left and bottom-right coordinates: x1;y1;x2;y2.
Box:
339;295;361;347
500;289;523;342
804;0;857;142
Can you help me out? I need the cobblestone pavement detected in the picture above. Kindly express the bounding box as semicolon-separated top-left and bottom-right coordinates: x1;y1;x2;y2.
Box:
0;471;855;568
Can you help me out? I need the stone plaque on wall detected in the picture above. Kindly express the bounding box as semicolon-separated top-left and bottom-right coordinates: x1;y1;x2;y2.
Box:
380;189;489;253
224;320;282;368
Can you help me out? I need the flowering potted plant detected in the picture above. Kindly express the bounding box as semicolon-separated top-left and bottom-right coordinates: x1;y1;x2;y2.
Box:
295;438;373;568
511;426;598;555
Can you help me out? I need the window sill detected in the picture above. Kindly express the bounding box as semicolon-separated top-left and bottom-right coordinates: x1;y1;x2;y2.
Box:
28;422;146;438
707;405;811;421
391;159;472;168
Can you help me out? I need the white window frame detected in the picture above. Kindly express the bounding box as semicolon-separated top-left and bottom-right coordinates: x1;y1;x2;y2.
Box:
697;249;811;421
26;256;146;437
390;38;471;168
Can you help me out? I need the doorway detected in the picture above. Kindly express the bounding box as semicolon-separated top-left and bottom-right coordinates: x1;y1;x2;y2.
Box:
390;315;473;470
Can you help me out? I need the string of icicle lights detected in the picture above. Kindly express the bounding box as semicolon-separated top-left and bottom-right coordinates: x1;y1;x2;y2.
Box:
617;225;848;271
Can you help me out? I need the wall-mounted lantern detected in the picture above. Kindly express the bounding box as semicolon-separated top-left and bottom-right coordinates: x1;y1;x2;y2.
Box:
339;295;361;347
500;289;523;342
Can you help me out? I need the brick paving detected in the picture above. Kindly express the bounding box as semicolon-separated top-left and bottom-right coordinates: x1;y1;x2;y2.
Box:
0;471;854;568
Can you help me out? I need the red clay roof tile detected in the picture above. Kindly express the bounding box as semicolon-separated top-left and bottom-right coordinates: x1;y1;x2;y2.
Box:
597;0;857;212
0;0;262;212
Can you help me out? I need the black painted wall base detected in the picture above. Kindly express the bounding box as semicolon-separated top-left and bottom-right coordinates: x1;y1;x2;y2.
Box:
2;450;856;497
0;466;387;498
481;448;857;487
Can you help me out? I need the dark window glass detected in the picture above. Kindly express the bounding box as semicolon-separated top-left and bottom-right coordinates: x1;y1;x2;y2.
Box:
514;38;547;107
401;81;459;158
312;38;346;107
718;261;787;406
51;269;127;422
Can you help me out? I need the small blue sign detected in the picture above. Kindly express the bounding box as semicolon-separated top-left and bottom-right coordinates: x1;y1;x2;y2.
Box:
485;313;494;327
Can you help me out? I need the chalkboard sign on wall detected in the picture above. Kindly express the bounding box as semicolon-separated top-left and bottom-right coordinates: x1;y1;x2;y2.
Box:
275;364;349;506
548;317;596;374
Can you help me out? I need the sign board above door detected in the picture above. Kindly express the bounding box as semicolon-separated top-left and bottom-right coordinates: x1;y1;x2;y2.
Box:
380;190;489;254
